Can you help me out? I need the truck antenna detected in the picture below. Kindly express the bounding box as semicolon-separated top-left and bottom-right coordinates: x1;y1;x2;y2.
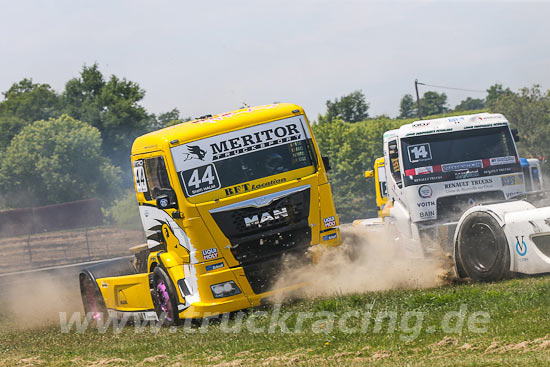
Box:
415;79;423;120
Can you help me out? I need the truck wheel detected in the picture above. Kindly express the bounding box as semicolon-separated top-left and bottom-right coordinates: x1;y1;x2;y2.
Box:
152;267;180;326
80;273;107;322
457;212;510;281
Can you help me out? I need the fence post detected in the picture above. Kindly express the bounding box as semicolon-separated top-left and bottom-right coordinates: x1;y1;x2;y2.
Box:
26;232;32;265
85;227;91;260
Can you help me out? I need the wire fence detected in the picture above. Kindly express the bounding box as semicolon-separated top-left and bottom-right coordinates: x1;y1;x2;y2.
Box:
0;225;146;274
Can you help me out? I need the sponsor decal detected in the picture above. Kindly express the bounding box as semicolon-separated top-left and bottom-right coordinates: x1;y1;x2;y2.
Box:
171;116;310;196
202;248;219;260
490;156;516;166
448;117;465;124
441;160;483;173
224;178;287;196
133;160;148;193
182;145;207;161
515;236;527;256
419;210;436;219
101;281;109;288
322;233;338;241
501;174;524;186
407;143;432;163
416;201;435;208
418;185;432;198
444;178;494;192
416;166;434;175
454;170;480;179
505;191;523;199
323;216;337;228
412;121;430;128
205;262;224;272
406;166;434;176
192;105;278;125
244;207;288;227
181;164;221;196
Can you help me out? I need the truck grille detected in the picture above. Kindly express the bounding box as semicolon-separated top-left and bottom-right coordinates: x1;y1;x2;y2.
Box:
436;191;505;222
211;187;310;239
210;186;312;294
240;228;311;294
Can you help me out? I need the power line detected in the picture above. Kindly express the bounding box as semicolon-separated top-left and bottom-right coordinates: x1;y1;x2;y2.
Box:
416;82;486;94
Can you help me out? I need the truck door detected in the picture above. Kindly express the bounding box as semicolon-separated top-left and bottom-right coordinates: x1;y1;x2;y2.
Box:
386;139;403;199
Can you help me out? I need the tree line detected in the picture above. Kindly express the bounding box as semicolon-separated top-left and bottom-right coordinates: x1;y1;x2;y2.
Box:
0;64;186;209
1;65;548;224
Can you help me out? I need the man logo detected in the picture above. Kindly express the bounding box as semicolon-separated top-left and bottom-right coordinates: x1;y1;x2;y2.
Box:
182;145;207;161
244;207;288;227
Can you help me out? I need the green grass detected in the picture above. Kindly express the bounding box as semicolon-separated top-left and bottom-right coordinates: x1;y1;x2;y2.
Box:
1;276;550;366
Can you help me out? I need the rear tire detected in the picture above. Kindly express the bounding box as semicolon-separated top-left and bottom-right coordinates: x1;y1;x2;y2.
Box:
151;267;180;326
80;273;107;322
457;212;511;281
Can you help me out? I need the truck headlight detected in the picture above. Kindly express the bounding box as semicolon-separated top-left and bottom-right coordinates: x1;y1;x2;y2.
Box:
210;281;241;299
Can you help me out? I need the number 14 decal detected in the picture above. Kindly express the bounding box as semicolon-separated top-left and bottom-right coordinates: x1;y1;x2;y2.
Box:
407;143;432;163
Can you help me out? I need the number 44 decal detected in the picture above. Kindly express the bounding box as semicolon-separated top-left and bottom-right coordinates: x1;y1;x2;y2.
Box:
407;143;432;163
181;164;221;196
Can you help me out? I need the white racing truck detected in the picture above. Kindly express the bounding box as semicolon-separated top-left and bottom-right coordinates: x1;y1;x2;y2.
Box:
359;112;550;281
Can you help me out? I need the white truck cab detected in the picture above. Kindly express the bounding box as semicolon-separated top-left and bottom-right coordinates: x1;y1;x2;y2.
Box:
383;113;525;253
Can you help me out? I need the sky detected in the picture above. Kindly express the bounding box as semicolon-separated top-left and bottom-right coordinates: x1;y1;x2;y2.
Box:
1;0;549;120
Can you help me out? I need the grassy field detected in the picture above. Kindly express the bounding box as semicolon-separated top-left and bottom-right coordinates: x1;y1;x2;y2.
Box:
1;275;550;366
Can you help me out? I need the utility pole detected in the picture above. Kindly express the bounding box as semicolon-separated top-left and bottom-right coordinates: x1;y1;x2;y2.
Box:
415;79;423;120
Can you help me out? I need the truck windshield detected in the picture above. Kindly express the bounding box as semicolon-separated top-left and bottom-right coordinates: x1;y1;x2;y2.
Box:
401;126;519;186
171;115;316;199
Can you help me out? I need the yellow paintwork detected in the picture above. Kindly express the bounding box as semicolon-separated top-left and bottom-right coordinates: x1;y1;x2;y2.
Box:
367;157;389;218
97;103;341;319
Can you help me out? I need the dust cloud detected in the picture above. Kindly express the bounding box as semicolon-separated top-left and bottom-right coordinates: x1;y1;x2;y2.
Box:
0;275;82;329
271;224;453;300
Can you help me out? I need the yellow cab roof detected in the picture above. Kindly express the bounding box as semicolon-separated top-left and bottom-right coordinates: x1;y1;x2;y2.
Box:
132;103;305;155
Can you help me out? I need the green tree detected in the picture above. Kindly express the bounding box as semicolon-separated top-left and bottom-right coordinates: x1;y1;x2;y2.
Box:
486;83;513;108
0;114;122;208
61;64;152;168
152;108;192;129
399;94;416;118
320;90;370;123
313;117;403;221
0;115;28;152
420;91;449;116
489;85;550;164
0;78;60;123
454;97;485;111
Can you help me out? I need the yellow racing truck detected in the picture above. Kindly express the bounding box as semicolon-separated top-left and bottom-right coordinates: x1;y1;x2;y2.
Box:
80;103;341;324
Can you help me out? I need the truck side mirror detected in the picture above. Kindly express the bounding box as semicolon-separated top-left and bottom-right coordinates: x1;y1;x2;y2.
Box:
322;156;332;172
156;191;178;210
511;128;520;142
364;170;374;178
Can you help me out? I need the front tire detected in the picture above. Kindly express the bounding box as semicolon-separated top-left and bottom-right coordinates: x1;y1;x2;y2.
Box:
457;212;511;281
151;267;180;326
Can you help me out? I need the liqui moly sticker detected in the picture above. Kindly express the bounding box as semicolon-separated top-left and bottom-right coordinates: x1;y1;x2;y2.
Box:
323;216;336;227
202;248;219;260
490;156;516;166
